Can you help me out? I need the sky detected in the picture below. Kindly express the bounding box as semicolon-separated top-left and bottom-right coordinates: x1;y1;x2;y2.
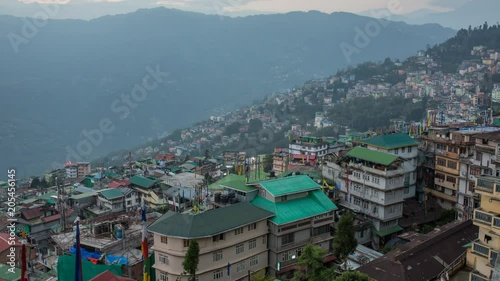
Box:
2;0;476;20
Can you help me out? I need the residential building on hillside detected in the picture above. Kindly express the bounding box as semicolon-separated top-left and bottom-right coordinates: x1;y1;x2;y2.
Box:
251;175;338;276
148;202;273;281
77;162;91;178
466;175;500;281
223;151;246;172
354;133;419;200
118;187;140;212
96;189;125;214
323;147;406;250
129;175;165;209
272;148;289;174
65;161;78;179
288;136;329;167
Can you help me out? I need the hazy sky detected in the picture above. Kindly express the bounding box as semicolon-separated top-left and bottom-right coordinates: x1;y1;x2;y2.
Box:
3;0;475;20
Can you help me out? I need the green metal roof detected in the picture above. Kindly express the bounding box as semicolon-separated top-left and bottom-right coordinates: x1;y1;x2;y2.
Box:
0;264;20;281
251;190;338;225
99;189;123;200
356;133;419;149
70;193;97;200
208;174;256;192
372;225;403;237
347;147;399;166
259;175;320;197
130;175;157;189
148;201;274;238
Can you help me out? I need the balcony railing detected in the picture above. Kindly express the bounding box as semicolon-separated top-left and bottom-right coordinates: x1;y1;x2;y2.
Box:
423;187;457;202
470;272;490;281
473;209;500;230
472;242;490;258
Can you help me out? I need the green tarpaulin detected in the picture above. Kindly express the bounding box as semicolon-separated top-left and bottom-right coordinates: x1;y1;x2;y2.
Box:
57;255;122;281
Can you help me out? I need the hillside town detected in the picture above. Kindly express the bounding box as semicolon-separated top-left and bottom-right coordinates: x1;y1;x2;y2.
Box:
2;41;500;281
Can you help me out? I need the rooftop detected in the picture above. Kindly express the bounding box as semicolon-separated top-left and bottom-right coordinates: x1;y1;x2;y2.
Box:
208;174;255;192
98;189;123;200
357;220;478;281
0;264;20;281
347;147;399;166
130;175;157;189
259;175;320;197
356;133;419;149
148;202;274;238
251;189;337;225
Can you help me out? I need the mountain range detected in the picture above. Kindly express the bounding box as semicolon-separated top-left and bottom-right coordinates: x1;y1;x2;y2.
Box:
0;8;455;177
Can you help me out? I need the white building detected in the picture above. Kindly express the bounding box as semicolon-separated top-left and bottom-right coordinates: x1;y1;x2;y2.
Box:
65;161;78;179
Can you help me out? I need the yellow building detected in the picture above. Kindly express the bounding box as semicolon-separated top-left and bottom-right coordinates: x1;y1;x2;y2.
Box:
467;175;500;280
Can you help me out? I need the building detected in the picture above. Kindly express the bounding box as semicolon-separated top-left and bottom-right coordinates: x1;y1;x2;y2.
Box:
323;146;407;249
0;233;37;267
129;176;165;209
272;148;289;174
118;187;140;212
77;162;91;178
358;220;477;281
251;175;338;276
289;136;330;167
96;189;125;213
354;133;419;200
466;175;500;281
65;161;78;179
223;151;246;172
148;202;273;281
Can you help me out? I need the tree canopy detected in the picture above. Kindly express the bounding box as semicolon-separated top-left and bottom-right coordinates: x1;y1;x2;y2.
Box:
333;271;369;281
333;211;358;263
182;240;200;281
292;244;334;281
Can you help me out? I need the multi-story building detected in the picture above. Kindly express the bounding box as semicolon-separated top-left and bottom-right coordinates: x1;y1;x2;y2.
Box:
323;147;406;250
96;189;125;213
118;187;140;212
251;175;338;276
272;148;288;174
149;202;273;281
65;161;78;179
353;133;419;200
466;175;500;281
77;162;91;178
223;151;246;173
288;136;329;167
129;175;165;210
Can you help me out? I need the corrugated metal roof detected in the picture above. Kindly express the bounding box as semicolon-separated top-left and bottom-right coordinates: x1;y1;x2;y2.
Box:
356;133;418;149
347;147;399;166
251;189;337;225
259;175;320;196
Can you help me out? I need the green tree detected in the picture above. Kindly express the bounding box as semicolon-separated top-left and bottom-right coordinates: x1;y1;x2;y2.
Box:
248;119;263;133
182;240;200;281
30;177;41;189
40;178;48;189
263;154;273;173
250;269;274;281
292;244;334;281
224;122;241;136
333;211;357;265
333;271;369;281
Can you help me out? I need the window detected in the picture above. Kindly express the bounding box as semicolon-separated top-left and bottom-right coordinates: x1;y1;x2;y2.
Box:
213;269;223;280
371;176;380;184
404;187;410;194
360;229;364;238
213;234;225;242
281;233;295;246
183;240;190;247
236;261;246;273
159;271;168;281
353;197;361;206
248;239;257;250
408;146;412;153
235;227;244;235
213;250;223;261
236;243;245;254
262;235;267;245
401;147;406;153
312;225;330;236
363;174;370;181
159;254;169;265
249;256;259;267
470;167;481;176
476;152;483;162
394;148;399;154
388;206;395;214
437;158;446;167
161;236;168;244
248;223;257;231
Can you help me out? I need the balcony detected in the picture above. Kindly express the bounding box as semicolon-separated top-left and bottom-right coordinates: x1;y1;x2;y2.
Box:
434;178;457;190
473;208;500;230
347;163;405;178
475;175;500;199
423;187;457;203
436;149;459;159
470;272;490;281
435;164;460;175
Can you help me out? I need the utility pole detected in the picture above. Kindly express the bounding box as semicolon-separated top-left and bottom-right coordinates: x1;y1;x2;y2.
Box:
129;152;132;178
